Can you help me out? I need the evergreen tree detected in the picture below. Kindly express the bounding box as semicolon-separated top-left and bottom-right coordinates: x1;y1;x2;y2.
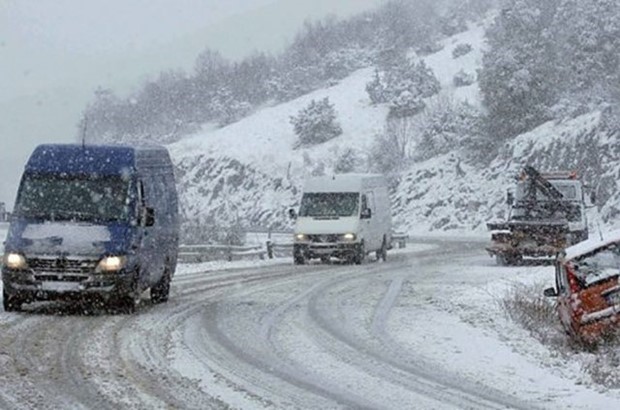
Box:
290;97;343;147
478;0;560;138
334;148;359;173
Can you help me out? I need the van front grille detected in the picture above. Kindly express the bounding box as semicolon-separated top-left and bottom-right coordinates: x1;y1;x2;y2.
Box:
308;234;340;243
28;258;97;274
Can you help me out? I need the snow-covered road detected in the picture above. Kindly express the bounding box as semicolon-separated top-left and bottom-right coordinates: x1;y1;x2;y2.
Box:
1;240;620;409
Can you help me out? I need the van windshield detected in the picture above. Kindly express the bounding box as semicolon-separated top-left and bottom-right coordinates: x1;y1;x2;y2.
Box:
299;192;359;217
15;173;131;223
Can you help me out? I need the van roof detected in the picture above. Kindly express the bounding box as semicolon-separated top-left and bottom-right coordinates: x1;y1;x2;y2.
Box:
25;144;169;175
303;173;386;193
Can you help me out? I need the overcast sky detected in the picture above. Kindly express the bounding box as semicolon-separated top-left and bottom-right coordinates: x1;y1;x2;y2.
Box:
0;0;383;207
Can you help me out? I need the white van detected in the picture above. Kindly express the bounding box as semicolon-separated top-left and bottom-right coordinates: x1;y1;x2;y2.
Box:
290;174;392;264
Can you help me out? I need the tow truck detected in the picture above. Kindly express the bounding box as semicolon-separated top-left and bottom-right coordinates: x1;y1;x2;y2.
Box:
486;166;591;265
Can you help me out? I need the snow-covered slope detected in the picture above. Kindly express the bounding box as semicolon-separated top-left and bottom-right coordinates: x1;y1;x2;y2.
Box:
168;17;619;236
168;21;487;231
393;111;618;234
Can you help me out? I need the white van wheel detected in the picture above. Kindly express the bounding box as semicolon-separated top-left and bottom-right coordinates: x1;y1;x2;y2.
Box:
3;289;24;312
151;266;171;304
354;242;365;265
377;237;388;262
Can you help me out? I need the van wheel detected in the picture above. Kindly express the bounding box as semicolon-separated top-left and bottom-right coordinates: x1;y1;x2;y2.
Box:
3;289;24;312
151;267;171;304
376;237;388;262
354;242;365;265
111;274;139;314
293;245;305;265
112;293;138;314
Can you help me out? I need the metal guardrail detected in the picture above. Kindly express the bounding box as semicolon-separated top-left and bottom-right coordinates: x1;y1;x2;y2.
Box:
266;241;294;259
178;232;409;263
178;244;265;263
392;233;408;249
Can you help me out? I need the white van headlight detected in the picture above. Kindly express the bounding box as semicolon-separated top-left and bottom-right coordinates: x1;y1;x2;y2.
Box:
3;253;27;270
97;256;127;272
341;233;356;241
295;233;307;242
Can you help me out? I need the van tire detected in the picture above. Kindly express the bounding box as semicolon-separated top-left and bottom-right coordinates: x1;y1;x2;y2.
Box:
293;245;305;265
376;237;388;262
113;294;137;314
151;267;171;304
3;289;24;312
354;241;365;265
111;273;139;314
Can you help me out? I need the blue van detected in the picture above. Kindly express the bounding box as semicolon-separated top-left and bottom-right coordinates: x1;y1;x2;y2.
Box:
1;144;179;312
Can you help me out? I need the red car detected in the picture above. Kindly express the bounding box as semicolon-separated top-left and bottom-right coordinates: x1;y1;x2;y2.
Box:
544;231;620;343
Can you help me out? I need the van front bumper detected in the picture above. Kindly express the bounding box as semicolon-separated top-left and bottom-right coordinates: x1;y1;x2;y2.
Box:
2;266;135;301
294;242;361;260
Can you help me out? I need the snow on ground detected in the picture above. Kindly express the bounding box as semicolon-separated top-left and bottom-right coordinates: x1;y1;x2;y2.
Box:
175;242;435;277
389;249;620;407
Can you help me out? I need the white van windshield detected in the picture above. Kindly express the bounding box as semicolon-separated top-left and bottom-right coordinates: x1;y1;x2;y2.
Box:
15;173;131;223
299;192;359;217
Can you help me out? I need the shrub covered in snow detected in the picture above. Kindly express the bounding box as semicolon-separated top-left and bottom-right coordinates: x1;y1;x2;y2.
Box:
414;98;486;162
290;97;343;147
452;43;473;59
365;69;387;105
453;70;476;87
334;148;360;173
388;90;426;118
366;57;441;118
415;40;445;56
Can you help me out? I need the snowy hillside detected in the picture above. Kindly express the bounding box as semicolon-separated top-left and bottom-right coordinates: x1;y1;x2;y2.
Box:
392;111;616;234
168;21;487;230
168;17;619;236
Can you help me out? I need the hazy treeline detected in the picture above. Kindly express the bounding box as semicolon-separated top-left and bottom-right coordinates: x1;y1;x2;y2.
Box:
80;0;495;145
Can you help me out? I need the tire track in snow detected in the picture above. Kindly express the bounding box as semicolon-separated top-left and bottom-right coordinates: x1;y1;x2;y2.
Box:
302;247;538;410
179;265;375;409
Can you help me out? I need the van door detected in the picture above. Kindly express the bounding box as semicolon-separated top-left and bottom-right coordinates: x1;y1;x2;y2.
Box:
138;176;165;285
361;192;376;251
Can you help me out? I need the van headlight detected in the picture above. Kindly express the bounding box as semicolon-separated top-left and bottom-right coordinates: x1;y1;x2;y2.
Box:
3;253;28;270
96;256;127;272
341;233;356;241
295;233;307;242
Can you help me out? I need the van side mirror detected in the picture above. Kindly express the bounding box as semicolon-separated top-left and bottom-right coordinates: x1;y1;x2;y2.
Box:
141;207;155;227
288;208;297;220
543;287;558;297
361;208;372;219
506;191;514;206
590;191;596;205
